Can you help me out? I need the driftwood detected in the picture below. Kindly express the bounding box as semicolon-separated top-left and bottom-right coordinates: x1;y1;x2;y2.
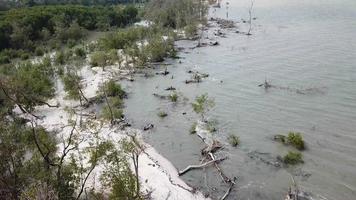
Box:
185;71;209;84
183;121;237;199
258;79;272;89
143;123;154;131
178;156;226;176
165;86;176;91
155;68;169;76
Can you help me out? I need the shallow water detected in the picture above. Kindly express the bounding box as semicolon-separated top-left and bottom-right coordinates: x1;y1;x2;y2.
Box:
122;0;356;199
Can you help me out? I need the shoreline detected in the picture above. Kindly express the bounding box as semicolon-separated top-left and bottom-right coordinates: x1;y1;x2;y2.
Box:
23;61;211;199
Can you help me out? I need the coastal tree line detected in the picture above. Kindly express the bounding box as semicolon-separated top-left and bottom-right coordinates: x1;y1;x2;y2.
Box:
0;0;207;199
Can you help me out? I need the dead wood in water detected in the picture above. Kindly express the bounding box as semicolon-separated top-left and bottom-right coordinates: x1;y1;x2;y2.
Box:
178;156;226;176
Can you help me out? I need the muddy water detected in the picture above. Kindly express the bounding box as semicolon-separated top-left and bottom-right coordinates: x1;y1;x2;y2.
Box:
122;0;356;199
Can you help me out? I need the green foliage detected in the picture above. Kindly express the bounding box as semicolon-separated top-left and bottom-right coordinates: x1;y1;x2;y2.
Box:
169;92;178;102
189;122;197;134
144;35;176;62
283;151;303;165
101;148;140;200
0;119;58;199
274;132;305;150
55;22;88;43
157;111;168;118
5;59;55;112
192;93;215;120
74;47;86;58
35;46;45;56
62;71;83;101
0;5;139;55
184;23;198;38
101;97;124;121
145;0;207;29
287;132;305;150
99;27;146;50
101;80;126;99
90;51;107;68
228;134;240;147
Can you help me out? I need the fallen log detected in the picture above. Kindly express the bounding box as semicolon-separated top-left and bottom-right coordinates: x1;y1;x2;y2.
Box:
178;156;226;176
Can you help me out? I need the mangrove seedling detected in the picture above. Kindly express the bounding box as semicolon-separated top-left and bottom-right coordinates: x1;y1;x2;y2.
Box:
273;132;305;150
228;134;240;147
169;92;178;102
157;111;168;118
287;132;305;150
192;93;215;121
283;151;303;165
190;122;197;134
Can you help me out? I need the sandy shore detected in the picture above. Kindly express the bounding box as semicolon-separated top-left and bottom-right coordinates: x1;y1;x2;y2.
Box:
22;63;209;199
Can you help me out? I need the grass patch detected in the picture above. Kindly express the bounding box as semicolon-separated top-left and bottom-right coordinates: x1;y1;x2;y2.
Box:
157;111;168;118
228;134;240;147
283;151;303;165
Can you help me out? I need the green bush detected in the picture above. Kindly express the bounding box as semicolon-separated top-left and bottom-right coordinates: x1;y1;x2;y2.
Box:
35;47;44;56
283;151;303;165
228;134;240;147
287;132;305;150
20;53;30;60
0;55;10;64
90;51;107;68
184;23;198;38
102;80;126;99
74;47;86;58
55;51;67;65
101;97;124;121
274;132;305;150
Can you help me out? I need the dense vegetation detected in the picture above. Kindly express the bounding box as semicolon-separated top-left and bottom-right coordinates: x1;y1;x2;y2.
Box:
0;0;208;199
0;5;138;63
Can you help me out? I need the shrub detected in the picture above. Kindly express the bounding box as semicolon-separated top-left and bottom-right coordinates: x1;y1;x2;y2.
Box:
157;111;168;118
90;51;107;68
102;80;126;99
287;132;305;150
184;23;198;39
35;47;44;56
0;55;10;64
228;134;240;147
55;51;66;65
101;97;124;121
283;151;303;165
274;132;305;150
20;53;30;60
74;47;86;58
62;72;83;100
192;93;215;120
